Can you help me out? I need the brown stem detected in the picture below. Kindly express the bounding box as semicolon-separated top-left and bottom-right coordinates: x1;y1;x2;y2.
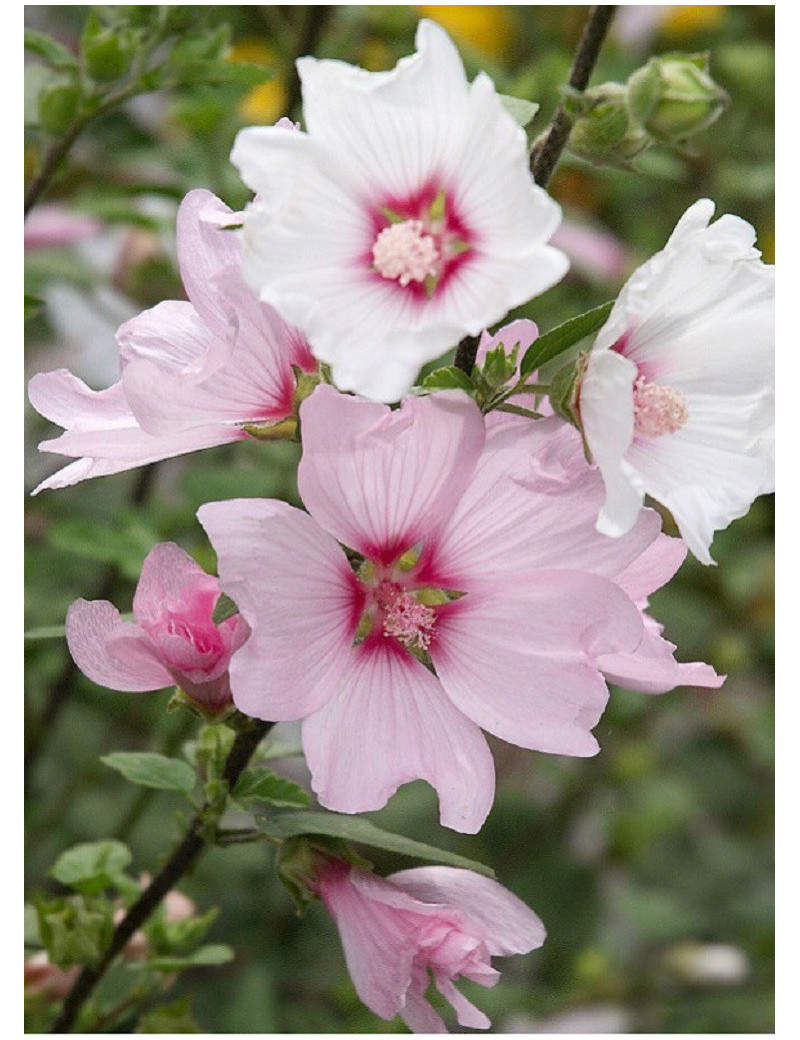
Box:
50;719;274;1033
530;5;618;187
454;5;617;376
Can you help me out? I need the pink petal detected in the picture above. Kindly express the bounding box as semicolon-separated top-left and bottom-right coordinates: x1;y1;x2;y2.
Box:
387;867;546;957
598;616;724;694
117;301;212;374
316;862;417;1020
431;576;643;756
298;386;485;563
65;600;173;692
133;543;219;628
197;499;359;721
175;189;243;335
434;973;491;1029
301;639;495;833
420;418;660;589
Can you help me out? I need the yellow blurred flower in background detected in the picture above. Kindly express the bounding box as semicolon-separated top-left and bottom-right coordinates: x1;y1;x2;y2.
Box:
662;5;726;37
416;5;511;58
229;39;287;125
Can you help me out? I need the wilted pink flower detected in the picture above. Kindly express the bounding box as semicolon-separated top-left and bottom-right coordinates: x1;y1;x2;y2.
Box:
578;199;775;563
66;543;249;714
314;858;545;1032
24;204;102;251
29;189;315;493
199;386;720;832
231;20;567;402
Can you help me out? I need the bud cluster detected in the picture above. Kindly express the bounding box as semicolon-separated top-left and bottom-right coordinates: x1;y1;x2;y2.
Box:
567;52;729;168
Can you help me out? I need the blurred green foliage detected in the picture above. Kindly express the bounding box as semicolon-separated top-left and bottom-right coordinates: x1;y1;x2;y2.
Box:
25;5;773;1033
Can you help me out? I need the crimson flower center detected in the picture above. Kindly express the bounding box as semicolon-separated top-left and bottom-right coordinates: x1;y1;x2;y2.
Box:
633;375;688;438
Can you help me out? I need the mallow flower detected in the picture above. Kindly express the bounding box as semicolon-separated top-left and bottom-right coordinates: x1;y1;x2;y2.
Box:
230;19;568;402
28;189;315;494
198;386;720;833
66;543;249;715
577;198;775;564
313;858;545;1033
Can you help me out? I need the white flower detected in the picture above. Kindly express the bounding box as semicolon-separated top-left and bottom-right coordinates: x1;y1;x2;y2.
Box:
230;20;568;402
578;199;774;564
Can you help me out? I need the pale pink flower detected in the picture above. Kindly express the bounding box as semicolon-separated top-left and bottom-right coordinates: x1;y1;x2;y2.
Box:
230;20;568;402
314;858;545;1033
578;199;775;563
198;386;720;832
66;543;249;714
24;204;102;251
29;189;315;493
551;217;630;284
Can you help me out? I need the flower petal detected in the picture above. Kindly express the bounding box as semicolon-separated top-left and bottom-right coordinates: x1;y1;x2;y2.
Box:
298;386;485;562
65;600;173;692
197;498;359;720
132;543;219;628
431;577;643;756
387;866;546;957
302;639;495;833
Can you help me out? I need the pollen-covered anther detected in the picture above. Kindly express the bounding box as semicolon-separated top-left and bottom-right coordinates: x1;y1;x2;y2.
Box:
633;375;689;438
378;583;436;650
372;220;440;287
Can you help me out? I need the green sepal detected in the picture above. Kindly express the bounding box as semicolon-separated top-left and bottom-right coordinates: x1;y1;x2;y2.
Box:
520;300;613;380
49;840;133;896
211;593;239;625
276;835;371;915
548;351;590;432
100;752;197;795
242;417;298;441
481;343;519;389
255;811;496;877
145;906;219;958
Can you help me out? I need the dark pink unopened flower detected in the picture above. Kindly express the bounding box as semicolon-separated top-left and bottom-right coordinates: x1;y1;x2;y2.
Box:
66;543;249;714
199;387;720;832
29;189;315;493
314;858;545;1032
24;204;102;251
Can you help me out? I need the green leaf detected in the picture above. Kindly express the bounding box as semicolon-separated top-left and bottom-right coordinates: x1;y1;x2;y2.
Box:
136;997;201;1033
82;11;133;82
420;367;475;394
38;81;82;134
520;300;613;380
25;28;80;70
48;516;154;580
145;943;234;972
36;894;114;968
24;293;45;320
50;840;132;895
255;812;495;877
233;769;310;809
499;93;539;128
101;752;196;794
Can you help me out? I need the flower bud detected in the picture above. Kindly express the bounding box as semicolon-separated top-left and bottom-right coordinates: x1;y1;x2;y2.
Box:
627;53;729;143
548;352;589;431
566;83;651;168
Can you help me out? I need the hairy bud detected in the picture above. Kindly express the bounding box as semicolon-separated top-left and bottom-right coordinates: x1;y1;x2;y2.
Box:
566;83;652;167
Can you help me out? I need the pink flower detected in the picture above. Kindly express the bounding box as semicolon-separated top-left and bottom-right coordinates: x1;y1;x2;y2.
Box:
314;858;545;1032
66;543;249;714
231;20;567;401
198;386;720;832
24;204;102;251
29;189;315;494
25;952;80;1002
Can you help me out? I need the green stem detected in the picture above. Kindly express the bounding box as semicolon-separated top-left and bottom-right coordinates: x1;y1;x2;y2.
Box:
50;719;274;1034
